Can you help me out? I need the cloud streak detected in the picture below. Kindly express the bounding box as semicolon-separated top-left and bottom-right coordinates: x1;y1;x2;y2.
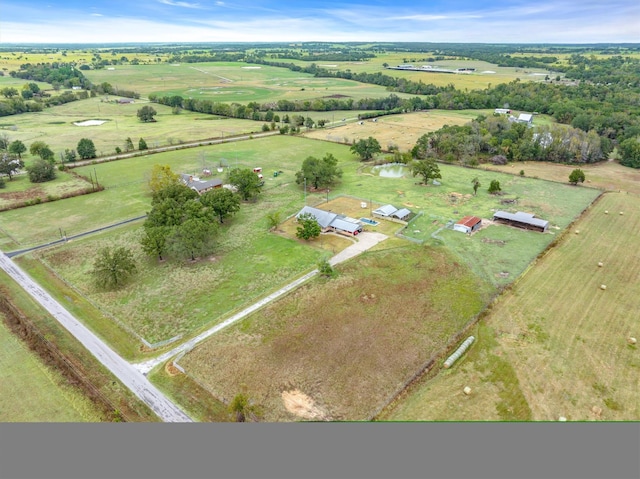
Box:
0;0;638;43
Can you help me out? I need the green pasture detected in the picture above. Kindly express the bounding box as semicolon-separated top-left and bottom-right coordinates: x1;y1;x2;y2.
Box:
285;53;555;90
179;243;493;421
82;62;411;103
32;188;327;347
384;192;640;421
0;49;164;74
0;315;104;422
0;267;158;420
0;97;265;159
0;170;93;210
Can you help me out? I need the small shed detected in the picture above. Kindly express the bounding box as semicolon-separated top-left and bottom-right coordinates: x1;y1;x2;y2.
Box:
372;204;398;218
454;216;482;234
392;208;411;221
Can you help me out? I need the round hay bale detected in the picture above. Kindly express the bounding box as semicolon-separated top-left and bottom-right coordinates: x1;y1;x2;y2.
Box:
463;386;472;395
598;262;603;267
575;230;580;234
628;337;637;345
558;416;567;422
620;211;624;215
600;284;607;290
604;210;609;214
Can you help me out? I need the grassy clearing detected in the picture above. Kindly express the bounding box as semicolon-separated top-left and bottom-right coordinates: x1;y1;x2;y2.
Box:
7;135;598;347
0;269;159;421
383;192;640;421
304;110;555;153
287;54;554;91
0;170;93;210
484;160;640;196
0;97;266;159
0;314;105;422
35;210;326;346
147;362;229;422
304;110;476;152
82;62;416;103
179;244;493;421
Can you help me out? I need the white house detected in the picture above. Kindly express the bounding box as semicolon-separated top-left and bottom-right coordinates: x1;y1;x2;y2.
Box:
517;113;533;125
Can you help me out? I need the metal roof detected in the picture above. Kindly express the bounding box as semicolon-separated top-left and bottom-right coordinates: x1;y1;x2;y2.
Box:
393;208;411;219
330;218;362;233
457;216;482;227
373;204;398;216
296;206;338;229
493;211;548;228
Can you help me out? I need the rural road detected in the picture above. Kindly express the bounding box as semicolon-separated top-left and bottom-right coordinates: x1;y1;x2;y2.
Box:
0;231;387;421
0;252;192;422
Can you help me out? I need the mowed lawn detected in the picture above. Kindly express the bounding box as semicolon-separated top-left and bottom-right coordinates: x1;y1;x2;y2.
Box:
0;315;104;422
179;244;493;421
384;192;640;421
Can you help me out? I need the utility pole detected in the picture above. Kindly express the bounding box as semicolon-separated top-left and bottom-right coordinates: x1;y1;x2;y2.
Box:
304;178;307;205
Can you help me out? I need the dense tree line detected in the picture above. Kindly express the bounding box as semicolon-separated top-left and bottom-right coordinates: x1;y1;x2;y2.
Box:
412;114;607;166
10;62;90;89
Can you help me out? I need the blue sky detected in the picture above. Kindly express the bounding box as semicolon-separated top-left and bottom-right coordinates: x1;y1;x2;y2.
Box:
1;1;638;44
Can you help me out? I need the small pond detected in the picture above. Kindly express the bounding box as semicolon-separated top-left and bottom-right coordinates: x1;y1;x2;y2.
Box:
372;163;408;178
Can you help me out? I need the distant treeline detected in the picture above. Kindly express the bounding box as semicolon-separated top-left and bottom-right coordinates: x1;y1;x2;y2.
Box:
0;63;138;116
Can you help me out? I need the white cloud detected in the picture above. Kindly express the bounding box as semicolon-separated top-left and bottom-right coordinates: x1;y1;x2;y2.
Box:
158;0;203;9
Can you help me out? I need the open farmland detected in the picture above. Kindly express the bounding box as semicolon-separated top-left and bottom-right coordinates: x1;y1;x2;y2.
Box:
0;314;105;422
0;170;94;211
82;62;414;103
0;97;265;158
484;160;640;195
4;135;600;356
382;192;640;421
304;109;555;153
284;55;556;91
178;244;493;421
304;110;478;152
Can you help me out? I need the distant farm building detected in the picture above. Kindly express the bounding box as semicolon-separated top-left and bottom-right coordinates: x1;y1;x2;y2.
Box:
494;108;511;114
493;211;549;232
516;113;534;125
180;174;223;195
295;206;363;236
117;98;134;104
454;216;483;234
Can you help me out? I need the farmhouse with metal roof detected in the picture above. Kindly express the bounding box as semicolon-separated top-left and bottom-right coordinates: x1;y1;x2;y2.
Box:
296;206;363;236
180;174;223;195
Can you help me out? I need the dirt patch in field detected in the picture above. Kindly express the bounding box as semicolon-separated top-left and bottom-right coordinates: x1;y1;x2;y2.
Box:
281;390;329;420
165;361;183;376
0;186;46;202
